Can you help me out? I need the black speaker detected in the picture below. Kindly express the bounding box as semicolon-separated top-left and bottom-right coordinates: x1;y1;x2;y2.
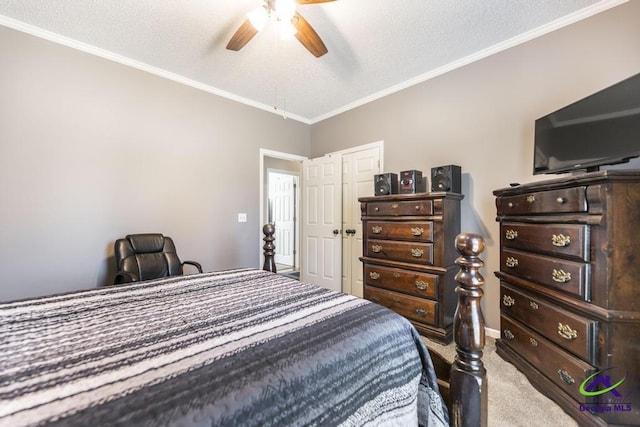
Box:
374;173;398;196
431;165;461;193
399;170;426;194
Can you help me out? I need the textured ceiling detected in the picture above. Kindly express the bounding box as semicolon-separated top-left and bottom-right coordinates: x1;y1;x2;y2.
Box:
0;0;626;123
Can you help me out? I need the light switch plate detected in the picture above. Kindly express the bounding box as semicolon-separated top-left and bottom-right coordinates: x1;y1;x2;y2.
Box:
238;213;247;223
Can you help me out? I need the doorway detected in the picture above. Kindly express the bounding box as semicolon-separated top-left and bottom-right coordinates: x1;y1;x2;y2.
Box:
259;149;306;275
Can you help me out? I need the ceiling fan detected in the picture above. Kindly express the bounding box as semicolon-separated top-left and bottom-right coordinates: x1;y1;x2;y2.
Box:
226;0;335;58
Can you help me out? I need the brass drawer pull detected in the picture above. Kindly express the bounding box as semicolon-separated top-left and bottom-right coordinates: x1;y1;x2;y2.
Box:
369;272;380;280
505;257;519;268
371;245;382;253
392;296;400;302
558;323;578;341
526;195;535;203
504;329;515;340
505;229;518;240
415;308;428;317
529;301;539;310
411;248;424;258
508;202;514;208
411;227;424;236
552;234;571;247
529;337;538;347
556;197;566;204
557;369;575;385
374;207;380;212
370;296;380;303
415;205;421;211
391;203;399;209
393;272;401;278
552;269;571;283
502;294;515;307
415;281;429;291
371;226;383;234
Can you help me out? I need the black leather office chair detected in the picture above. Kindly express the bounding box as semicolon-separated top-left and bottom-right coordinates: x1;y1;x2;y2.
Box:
113;233;202;284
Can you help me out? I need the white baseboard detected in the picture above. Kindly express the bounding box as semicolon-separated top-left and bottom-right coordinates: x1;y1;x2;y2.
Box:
485;327;501;339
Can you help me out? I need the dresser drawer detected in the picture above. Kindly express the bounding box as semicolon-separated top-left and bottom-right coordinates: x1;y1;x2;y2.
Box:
367;221;434;242
366;240;433;264
365;285;437;325
500;284;597;363
365;264;438;298
367;199;433;216
497;187;587;215
501;248;589;300
501;222;589;261
501;315;596;404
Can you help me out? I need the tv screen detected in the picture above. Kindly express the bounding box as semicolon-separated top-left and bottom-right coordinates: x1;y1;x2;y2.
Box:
533;73;640;175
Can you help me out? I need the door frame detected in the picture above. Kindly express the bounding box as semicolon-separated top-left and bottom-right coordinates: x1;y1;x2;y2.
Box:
259;149;307;269
267;168;300;269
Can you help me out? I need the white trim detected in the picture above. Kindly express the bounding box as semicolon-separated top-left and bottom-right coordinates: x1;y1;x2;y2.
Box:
307;0;628;124
327;140;385;172
485;327;501;339
259;149;308;269
0;16;312;125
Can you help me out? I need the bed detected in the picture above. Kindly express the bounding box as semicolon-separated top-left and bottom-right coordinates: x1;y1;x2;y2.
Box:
0;233;486;427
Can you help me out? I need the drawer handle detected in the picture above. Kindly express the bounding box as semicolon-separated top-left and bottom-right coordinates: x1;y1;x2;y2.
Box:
557;369;575;385
505;257;519;268
371;226;383;234
529;337;538;347
552;234;571;247
508;202;514;208
416;280;429;291
552;269;571;283
411;227;424;236
558;323;578;341
504;329;515;340
369;272;380;280
415;205;421;211
556;197;566;204
371;245;382;253
391;203;399;209
529;301;539;310
370;296;380;303
415;308;428;317
392;296;400;302
502;294;515;307
526;195;535;203
374;207;380;212
411;248;424;258
505;229;518;240
393;272;401;278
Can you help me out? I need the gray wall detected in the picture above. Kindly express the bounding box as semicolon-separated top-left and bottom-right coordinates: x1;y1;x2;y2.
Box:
309;1;640;331
0;26;310;301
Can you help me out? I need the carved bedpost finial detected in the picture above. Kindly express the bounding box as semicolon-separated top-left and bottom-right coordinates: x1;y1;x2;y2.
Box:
263;223;277;273
450;232;487;427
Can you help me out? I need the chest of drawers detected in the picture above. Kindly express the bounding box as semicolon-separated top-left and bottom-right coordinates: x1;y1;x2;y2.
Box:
494;170;640;426
359;193;462;344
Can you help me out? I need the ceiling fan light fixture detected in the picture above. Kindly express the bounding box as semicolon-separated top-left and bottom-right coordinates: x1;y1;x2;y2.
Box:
279;20;298;40
247;6;268;31
275;0;296;21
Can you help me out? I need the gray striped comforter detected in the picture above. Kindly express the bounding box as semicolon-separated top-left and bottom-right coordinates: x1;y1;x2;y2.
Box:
0;269;448;427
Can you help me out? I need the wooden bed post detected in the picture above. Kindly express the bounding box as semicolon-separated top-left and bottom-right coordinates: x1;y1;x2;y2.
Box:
263;223;277;273
450;233;487;427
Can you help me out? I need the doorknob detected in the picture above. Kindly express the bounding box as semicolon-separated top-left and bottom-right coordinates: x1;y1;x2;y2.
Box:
333;229;341;235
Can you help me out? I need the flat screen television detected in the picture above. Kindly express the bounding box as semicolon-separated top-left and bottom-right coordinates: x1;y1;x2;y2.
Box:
533;72;640;175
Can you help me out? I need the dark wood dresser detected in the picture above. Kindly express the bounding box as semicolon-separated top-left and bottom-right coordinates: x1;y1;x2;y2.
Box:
359;193;462;344
494;170;640;426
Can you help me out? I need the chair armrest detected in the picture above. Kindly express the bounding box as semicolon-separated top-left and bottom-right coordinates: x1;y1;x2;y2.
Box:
113;271;138;284
182;260;203;273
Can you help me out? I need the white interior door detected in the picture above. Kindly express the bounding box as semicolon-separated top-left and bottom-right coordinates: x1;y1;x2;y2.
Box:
342;147;381;297
268;172;296;267
301;154;342;292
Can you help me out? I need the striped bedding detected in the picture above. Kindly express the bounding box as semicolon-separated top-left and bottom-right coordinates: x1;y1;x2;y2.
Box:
0;268;448;427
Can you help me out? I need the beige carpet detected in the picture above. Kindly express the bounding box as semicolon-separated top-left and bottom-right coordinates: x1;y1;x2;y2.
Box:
424;336;578;427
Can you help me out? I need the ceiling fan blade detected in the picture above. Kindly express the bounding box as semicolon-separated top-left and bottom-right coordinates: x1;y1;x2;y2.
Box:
292;12;328;58
295;0;336;4
226;19;258;51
